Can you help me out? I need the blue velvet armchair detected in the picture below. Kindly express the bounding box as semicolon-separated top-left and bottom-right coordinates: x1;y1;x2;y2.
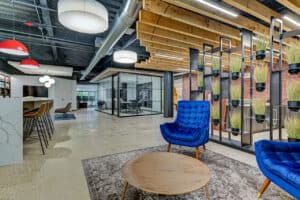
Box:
160;100;210;159
255;140;300;199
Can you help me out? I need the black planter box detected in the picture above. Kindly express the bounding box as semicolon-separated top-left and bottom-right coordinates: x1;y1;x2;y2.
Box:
288;63;300;75
256;82;266;92
213;94;219;101
256;50;266;60
212;119;220;126
255;114;265;123
212;70;220;77
288;101;300;111
288;138;300;142
231;100;239;107
198;87;204;93
231;72;239;80
231;128;239;136
198;64;204;71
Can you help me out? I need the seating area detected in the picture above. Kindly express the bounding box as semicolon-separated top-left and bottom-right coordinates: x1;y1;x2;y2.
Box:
255;140;300;199
1;0;300;200
24;101;55;155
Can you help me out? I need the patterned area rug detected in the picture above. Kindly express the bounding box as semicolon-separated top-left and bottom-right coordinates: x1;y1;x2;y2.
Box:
82;146;294;200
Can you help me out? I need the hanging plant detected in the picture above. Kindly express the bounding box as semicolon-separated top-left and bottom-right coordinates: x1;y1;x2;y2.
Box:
212;81;220;101
253;99;266;123
198;55;205;71
212;57;220;77
198;73;204;92
230;56;241;80
230;111;241;136
211;105;220;126
254;35;268;60
254;65;268;92
285;117;300;142
287;81;300;111
287;46;300;75
231;85;241;107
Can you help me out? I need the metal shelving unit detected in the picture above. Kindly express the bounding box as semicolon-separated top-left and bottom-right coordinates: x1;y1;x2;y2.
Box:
187;16;299;152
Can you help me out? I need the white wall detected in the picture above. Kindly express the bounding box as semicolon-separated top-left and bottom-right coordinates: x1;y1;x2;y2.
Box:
11;75;77;110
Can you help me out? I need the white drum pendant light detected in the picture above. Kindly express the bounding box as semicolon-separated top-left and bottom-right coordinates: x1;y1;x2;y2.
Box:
113;50;138;64
58;0;109;34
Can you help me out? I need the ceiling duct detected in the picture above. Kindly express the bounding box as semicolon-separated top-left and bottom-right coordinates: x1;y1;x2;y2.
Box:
80;0;142;80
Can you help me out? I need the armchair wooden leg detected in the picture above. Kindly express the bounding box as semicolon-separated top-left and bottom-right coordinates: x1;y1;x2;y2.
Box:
167;143;171;152
203;144;206;150
195;147;200;160
257;179;271;198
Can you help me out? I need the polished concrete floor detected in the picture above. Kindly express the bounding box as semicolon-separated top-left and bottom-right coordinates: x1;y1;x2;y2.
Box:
0;109;257;200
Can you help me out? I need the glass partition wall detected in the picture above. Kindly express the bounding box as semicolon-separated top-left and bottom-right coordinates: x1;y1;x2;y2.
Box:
97;72;162;117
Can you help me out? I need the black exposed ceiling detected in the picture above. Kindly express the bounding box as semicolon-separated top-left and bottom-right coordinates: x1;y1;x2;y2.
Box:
0;0;148;80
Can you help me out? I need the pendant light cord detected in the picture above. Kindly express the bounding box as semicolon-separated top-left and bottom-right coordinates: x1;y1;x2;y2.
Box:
12;0;15;40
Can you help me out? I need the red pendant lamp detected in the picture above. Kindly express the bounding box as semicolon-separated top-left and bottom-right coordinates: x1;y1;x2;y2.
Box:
19;58;40;69
0;39;29;56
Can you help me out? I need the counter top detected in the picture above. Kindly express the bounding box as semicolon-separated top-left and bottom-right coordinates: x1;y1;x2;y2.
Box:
22;97;53;102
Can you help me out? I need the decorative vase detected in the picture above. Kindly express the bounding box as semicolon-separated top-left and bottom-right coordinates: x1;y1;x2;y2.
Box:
213;94;219;101
256;50;266;60
212;119;220;126
231;128;239;136
287;101;300;111
255;114;265;123
256;82;266;92
288;137;300;142
198;64;204;71
212;70;220;77
231;72;239;80
288;63;300;75
231;100;239;107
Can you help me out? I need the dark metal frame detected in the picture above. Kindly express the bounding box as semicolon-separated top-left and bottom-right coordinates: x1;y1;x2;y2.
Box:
187;16;299;152
96;72;163;118
269;17;283;141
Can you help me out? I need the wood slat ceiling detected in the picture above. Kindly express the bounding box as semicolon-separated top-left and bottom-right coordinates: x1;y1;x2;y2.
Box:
135;0;300;72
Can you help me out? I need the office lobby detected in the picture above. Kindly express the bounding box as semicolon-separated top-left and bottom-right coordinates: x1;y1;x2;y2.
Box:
0;0;300;200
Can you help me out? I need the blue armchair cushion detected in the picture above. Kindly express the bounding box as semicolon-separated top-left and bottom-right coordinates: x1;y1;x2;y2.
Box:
161;123;203;142
160;100;210;148
255;140;300;199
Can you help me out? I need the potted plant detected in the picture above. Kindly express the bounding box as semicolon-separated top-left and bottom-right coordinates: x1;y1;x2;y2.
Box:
198;55;205;71
230;56;241;80
211;105;220;126
285;117;300;142
254;65;268;92
212;81;220;101
287;81;300;111
231;85;241;107
253;99;266;123
198;73;204;92
287;46;300;74
230;111;241;136
254;36;268;60
212;57;220;77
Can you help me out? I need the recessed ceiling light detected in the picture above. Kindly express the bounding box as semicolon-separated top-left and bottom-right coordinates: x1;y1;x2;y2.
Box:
113;50;138;64
155;53;184;61
58;0;109;34
195;0;238;17
283;15;300;27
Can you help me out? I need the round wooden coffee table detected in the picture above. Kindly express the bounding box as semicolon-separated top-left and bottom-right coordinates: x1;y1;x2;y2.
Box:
121;152;211;199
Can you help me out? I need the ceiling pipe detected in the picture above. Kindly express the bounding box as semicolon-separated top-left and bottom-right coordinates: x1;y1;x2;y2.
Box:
0;28;94;47
11;0;57;12
80;0;142;80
